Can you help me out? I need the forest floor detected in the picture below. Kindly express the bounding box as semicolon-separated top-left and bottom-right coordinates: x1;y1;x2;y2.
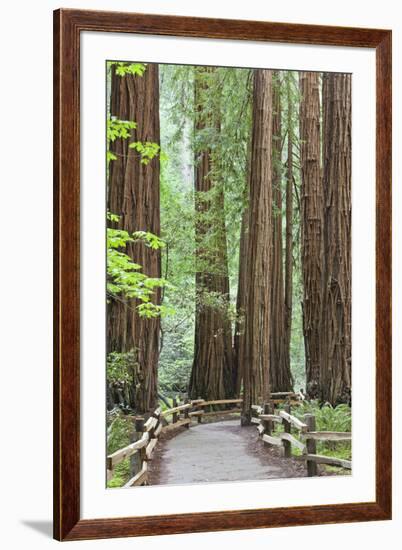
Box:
148;419;311;485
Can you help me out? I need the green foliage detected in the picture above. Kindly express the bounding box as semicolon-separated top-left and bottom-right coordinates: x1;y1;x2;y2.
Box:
106;118;161;165
129;141;161;164
107;214;171;318
110;61;147;77
132;231;165;250
107;460;130;488
106;411;133;488
107;118;137;142
107;350;136;384
137;302;175;319
107;413;132;453
107;212;120;223
159;355;193;394
107;151;117;162
295;401;351;433
106;117;136;167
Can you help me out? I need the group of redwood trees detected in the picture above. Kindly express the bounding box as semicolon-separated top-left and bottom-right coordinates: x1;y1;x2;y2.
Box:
189;68;296;414
299;71;352;405
106;62;352;418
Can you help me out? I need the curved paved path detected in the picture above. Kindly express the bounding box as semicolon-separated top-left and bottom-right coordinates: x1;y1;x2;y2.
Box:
148;419;305;485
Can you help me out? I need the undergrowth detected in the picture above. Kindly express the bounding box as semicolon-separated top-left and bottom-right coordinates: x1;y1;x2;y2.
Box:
106;412;133;488
272;401;352;474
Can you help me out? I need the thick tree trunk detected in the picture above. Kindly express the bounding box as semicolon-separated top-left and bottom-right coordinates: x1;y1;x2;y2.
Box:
320;73;352;405
270;73;293;392
242;69;273;423
299;71;324;400
284;73;294;386
107;64;161;414
189;68;234;400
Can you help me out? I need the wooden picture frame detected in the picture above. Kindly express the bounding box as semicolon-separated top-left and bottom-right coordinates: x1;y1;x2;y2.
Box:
53;8;392;541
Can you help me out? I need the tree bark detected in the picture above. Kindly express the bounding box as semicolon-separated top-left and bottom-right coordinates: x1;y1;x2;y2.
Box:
242;69;273;423
107;64;161;414
284;72;294;387
299;71;323;400
320;73;352;405
270;73;293;392
189;68;234;400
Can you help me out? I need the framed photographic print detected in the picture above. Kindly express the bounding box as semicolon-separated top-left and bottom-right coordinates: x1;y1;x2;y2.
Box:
53;8;392;541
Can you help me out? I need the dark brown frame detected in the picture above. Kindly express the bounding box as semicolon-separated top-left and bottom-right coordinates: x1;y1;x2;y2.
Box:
54;8;392;541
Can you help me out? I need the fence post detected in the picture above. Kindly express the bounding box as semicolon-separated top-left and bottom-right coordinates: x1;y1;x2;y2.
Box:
184;399;190;428
197;396;202;423
139;444;148;486
131;417;144;477
304;413;317;477
262;402;273;436
150;410;159;439
282;404;292;458
172;397;178;424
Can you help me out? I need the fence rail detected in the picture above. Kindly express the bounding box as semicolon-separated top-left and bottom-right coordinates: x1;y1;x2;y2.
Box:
303;431;352;442
254;402;351;476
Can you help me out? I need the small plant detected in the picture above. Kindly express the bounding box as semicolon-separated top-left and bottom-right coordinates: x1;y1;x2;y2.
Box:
294;400;351;433
106;411;133;488
107;459;131;488
107;411;132;454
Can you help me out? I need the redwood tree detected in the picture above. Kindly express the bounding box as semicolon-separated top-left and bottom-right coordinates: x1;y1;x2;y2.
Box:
242;69;273;422
320;73;352;405
299;71;324;400
284;72;294;383
270;72;293;392
107;64;161;413
189;68;234;400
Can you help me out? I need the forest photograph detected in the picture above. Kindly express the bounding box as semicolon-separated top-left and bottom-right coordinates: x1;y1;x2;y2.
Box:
106;60;352;489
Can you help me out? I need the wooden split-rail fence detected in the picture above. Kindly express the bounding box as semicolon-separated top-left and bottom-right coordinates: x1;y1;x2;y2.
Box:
107;392;351;487
251;392;352;476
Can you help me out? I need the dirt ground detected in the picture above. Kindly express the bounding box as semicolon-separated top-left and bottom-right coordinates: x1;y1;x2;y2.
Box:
147;418;310;486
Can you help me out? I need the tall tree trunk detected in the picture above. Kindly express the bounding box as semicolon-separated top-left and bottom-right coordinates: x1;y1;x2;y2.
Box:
233;204;248;395
242;69;273;423
107;64;161;414
189;68;234;400
270;72;293;392
284;72;294;386
299;71;323;400
320;73;352;405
